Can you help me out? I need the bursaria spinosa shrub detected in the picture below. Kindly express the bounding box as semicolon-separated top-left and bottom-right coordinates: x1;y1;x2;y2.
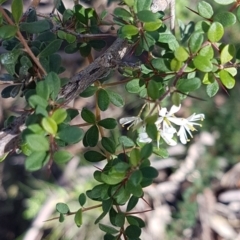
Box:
0;0;239;238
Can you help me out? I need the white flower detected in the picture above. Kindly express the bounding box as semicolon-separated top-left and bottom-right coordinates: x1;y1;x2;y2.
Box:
170;113;205;144
137;126;152;143
119;116;142;130
159;123;177;146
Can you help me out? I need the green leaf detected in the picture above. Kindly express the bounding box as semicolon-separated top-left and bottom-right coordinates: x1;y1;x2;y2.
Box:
79;85;97;97
129;170;143;186
126;216;145;228
81;107;96;124
97;89;110;111
220;44;235;64
26;134;49;151
11;0;23;23
176;77;201;92
115;213;125;227
98;118;117;129
106;90;124;107
28;95;48;109
140;143;153;159
99;224;119;235
42;117;58;135
137;10;159;22
84;151;106;162
147;80;161;100
143;19;162;31
59;213;64;223
79;43;91;57
119;136;135;147
214;0;235;5
20;20;50;33
188;32;204;53
219;69;235;89
125;225;141;238
113;7;132;20
126;181;143;197
170;58;182;72
153;147;169;158
0;25;17;39
51;109;67;124
45;72;61;100
146;123;157;141
213;11;236;27
134;0;152;12
85;125;99;147
25;151;49;171
206;80;219;97
207;22;224;42
193;55;213;72
199;44;214;59
152;58;171;72
197;1;213;19
127;195;139;212
56;203;69;214
74;209;82;227
126;79;142;93
120;25;139;37
140;166;158;179
39;39;63;57
78;193;86;206
101;172;125;185
124;0;134;7
174;46;189;62
57;126;84;144
101;137;116;154
36;81;49;100
53;150;73;164
130;148;140;167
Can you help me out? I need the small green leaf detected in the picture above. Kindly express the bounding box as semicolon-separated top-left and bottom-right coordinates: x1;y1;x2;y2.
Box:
146;123;157;141
74;209;82;227
26;134;49;151
97;89;110;111
115;213;125;227
220;44;235;64
85;125;99;147
134;0;152;12
79;85;97;97
126;216;145;228
98;118;117;129
143;19;162;31
28;95;48;109
219;69;235;89
140;166;158;179
120;25;139;37
81;107;96;124
127;195;139;212
119;136;135;147
199;44;214;59
101;172;125;185
113;7;132;20
197;1;213;19
176;77;201;92
147;80;161;100
193;55;213;72
214;0;235;5
56;203;69;214
213;11;236;27
59;213;64;223
140;143;153;159
25;151;49;171
84;151;106;162
126;79;142;93
170;58;182;71
11;0;23;23
207;22;224;42
130;148;140;167
206;80;219;97
129;170;143;186
153;147;169;158
101;137;116;154
53;150;73;164
51;109;67;124
44;72;61;100
99;224;119;235
174;46;189;62
78;193;86;206
125;225;141;238
57;126;84;144
39;39;63;57
137;10;159;22
0;25;17;39
189;32;204;53
42;117;58;135
20;20;50;33
36;80;49;100
106;90;124;107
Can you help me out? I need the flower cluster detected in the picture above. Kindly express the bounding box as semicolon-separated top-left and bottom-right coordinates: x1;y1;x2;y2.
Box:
119;105;205;146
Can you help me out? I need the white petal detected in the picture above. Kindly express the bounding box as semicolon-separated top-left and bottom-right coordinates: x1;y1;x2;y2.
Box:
159;108;167;116
119;116;137;125
138;132;152;143
167;104;181;116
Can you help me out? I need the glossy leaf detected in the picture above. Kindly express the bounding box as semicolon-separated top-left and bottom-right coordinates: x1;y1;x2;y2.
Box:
0;25;17;39
98;118;117;129
137;10;159;22
11;0;23;23
113;7;132;19
28;95;48;109
126;216;145;228
81;107;96;124
85;125;99;147
214;0;235;4
78;193;86;206
26;134;49;151
57;126;84;144
106;90;124;107
140;143;153;159
53;150;73;164
207;22;224;42
134;0;152;12
25;151;49;171
127;195;139;212
20;20;50;33
147;80;161;100
140;166;158;179
84;151;106;162
101;137;116;154
193;55;213;72
189;32;204;53
143;19;162;31
39;39;63;57
51;109;67;124
74;209;82;227
56;203;69;214
220;44;235;64
97;89;110;111
120;25;138;37
79;85;97;97
130;148;140;167
42;117;58;135
213;12;236;27
44;72;61;100
197;1;213;19
125;225;141;238
119;136;135;147
206;80;219;97
174;46;189;62
219;69;235;89
199;44;214;59
176;77;201;92
99;224;119;235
